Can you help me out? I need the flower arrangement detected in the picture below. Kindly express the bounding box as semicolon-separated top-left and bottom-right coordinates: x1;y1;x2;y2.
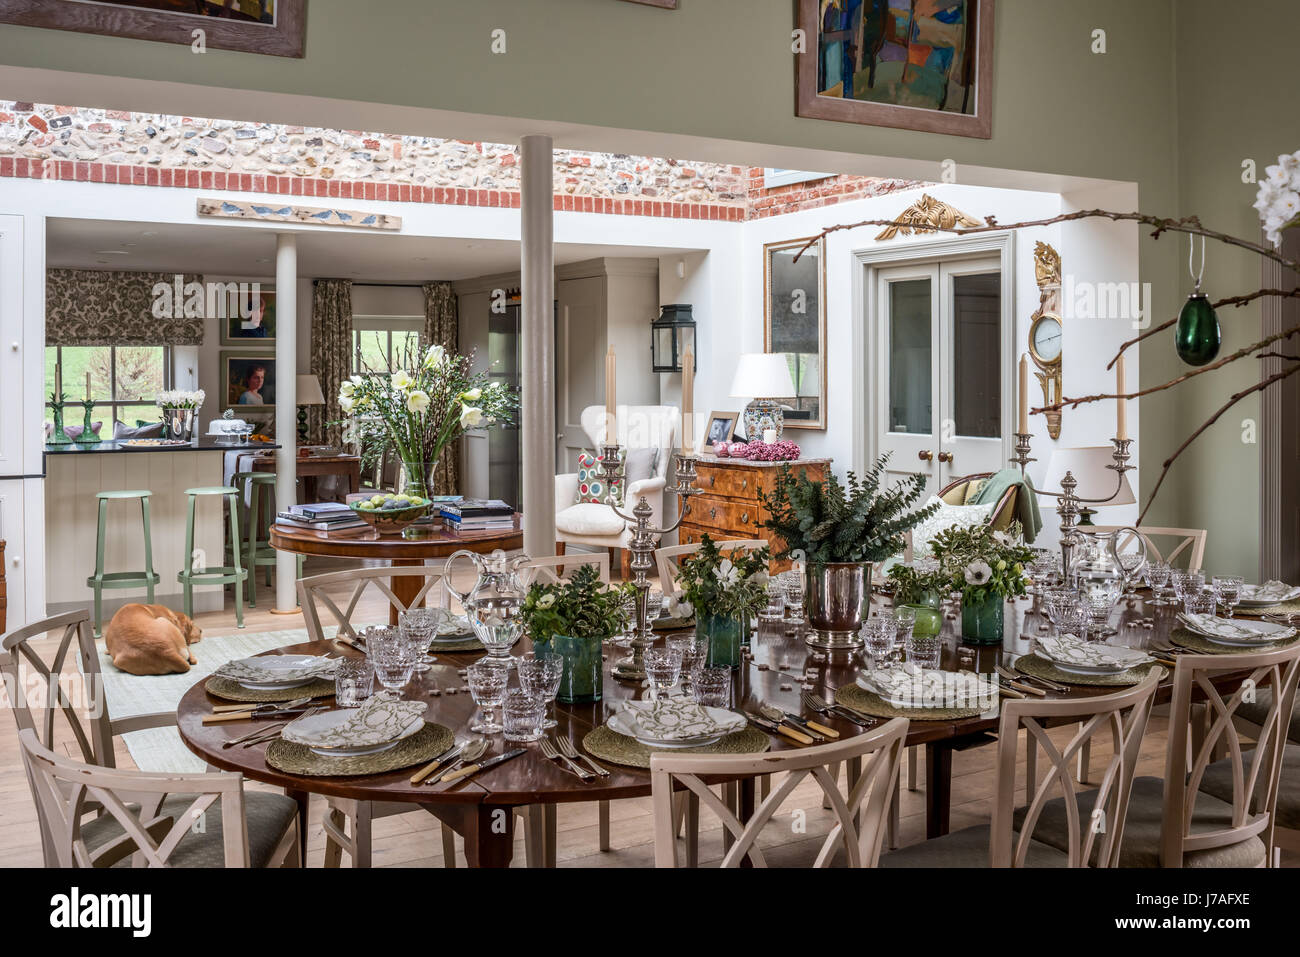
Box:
155;389;206;410
676;534;771;619
886;560;951;606
1255;150;1300;247
760;453;937;565
520;564;635;643
337;342;517;498
928;523;1036;604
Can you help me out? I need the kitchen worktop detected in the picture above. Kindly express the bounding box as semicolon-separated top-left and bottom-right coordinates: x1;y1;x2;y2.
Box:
44;438;280;455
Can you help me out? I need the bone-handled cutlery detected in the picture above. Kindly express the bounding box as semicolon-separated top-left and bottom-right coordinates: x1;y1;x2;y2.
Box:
540;737;594;780
233;706;324;749
1003;664;1068;693
993;666;1046;697
746;713;814;745
758;704;826;741
442;748;527;784
435;739;487;782
800;691;872;727
410;741;465;785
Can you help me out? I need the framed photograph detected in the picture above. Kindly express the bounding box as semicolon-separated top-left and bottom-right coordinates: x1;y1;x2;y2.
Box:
764;237;826;430
705;411;739;450
795;0;994;139
219;288;276;345
0;0;307;58
221;352;276;411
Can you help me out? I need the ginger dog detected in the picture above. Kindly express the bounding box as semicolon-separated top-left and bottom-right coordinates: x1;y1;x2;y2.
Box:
103;604;203;676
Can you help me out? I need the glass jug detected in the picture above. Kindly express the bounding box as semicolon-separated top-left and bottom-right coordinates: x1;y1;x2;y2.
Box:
1070;527;1147;635
443;549;530;668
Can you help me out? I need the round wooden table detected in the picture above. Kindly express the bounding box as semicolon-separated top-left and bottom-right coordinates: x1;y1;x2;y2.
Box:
269;515;524;623
175;592;1243;867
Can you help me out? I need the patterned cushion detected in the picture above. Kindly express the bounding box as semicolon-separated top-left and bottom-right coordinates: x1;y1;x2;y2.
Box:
576;449;623;506
910;496;995;558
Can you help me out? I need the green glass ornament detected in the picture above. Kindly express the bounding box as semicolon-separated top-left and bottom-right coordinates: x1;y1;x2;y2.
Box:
1174;292;1221;366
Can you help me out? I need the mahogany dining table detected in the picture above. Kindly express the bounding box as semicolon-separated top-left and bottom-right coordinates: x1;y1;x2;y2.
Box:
175;591;1254;867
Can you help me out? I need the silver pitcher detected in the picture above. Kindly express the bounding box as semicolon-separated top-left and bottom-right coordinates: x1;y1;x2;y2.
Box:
804;562;869;650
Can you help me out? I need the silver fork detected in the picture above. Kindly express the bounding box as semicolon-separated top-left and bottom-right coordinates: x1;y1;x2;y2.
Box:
555;734;608;777
801;690;872;727
540;737;593;781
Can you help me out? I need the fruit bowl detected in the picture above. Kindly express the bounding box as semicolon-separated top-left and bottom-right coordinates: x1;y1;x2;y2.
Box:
349;493;432;535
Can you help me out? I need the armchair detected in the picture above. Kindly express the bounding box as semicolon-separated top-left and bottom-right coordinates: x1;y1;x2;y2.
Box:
555;404;679;578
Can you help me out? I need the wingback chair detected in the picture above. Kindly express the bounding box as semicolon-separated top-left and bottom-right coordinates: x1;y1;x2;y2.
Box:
555;404;678;578
938;472;1020;531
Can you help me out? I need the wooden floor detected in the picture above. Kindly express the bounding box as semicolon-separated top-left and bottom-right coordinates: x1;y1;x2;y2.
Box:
3;562;1295;868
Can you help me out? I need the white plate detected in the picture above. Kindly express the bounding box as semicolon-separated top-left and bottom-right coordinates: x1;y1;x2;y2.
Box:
1180;615;1295;646
232;654;328;690
607;706;741;749
288;710;425;757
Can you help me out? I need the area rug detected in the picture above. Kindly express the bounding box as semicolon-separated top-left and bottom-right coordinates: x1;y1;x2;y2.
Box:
94;626;335;774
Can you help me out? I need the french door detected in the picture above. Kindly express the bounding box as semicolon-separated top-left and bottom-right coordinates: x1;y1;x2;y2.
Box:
876;257;1004;498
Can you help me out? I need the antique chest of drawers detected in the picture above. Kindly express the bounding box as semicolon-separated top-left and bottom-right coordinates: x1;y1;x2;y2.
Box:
678;455;831;571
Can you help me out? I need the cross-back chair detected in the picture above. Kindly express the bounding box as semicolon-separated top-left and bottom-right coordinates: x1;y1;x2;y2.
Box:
516;552;610;586
655;539;769;595
1091;525;1208;572
651;717;908;868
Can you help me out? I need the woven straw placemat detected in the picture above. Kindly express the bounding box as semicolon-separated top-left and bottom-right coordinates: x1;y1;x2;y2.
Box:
1237;598;1300;618
204;676;337;703
264;722;454;777
1015;653;1156;687
1169;627;1300;656
581;724;769;769
834;681;987;720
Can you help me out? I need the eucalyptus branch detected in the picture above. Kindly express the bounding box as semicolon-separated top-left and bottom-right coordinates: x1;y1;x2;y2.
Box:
1138;362;1300;524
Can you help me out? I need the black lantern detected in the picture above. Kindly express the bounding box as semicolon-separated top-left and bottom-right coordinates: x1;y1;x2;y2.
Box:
650;303;697;373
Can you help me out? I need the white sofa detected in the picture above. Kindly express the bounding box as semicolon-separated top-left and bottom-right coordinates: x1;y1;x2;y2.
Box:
554;404;679;577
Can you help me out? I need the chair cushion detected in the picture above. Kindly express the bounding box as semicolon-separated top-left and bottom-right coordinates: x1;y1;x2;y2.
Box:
880;824;1069;868
1236;690;1300;746
624;447;659;486
83;791;297;868
556;502;626;537
1199;744;1300;831
575;450;623;506
909;496;995;557
1015;776;1267;867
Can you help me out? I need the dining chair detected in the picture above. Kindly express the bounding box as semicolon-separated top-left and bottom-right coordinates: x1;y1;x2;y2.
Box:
1;608;302;867
18;729;300;868
882;669;1163;867
516;552;610;586
298;566;550;868
1024;643;1300;867
650;717;908;867
654;539;768;595
1090;525;1208;572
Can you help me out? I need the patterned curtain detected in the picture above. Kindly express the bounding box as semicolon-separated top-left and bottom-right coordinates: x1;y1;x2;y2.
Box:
47;270;205;345
423;281;460;495
307;279;353;447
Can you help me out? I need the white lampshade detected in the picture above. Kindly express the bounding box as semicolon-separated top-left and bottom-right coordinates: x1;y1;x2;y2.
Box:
1040;446;1135;506
729;353;796;399
296;374;326;406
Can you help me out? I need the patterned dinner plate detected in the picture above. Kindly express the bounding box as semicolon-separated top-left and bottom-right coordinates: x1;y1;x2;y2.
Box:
609;700;745;749
1177;613;1297;647
216;654;337;691
283;695;427;757
1036;635;1155;675
1238;581;1300;607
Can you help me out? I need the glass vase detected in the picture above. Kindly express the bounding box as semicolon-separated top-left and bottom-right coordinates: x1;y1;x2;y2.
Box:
700;611;747;670
960;594;1005;646
547;633;604;704
399;458;434;500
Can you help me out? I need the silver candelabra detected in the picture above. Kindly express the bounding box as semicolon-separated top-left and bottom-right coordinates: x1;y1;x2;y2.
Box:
597;447;701;681
1012;435;1135;578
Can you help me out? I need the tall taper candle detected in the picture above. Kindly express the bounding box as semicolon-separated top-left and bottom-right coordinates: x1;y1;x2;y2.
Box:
85;371;91;402
680;347;694;453
55;362;61;398
604;344;617;437
1116;353;1128;441
1018;353;1030;434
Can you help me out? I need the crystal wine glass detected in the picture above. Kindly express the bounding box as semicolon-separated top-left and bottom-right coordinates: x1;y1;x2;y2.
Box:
862;617;895;670
517;651;564;729
1144;561;1173;605
644;648;683;700
366;626;415;695
399;607;438;673
1213;575;1243;619
466;660;509;733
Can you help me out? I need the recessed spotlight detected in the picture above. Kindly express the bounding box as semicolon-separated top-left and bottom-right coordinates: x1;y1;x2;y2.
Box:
95;249;130;255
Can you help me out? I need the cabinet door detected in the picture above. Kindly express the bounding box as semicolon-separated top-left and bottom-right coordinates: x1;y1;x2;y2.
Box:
555;276;606;469
0;216;24;477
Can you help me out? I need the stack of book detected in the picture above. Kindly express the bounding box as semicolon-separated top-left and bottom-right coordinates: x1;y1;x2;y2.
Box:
440;499;515;531
276;501;367;532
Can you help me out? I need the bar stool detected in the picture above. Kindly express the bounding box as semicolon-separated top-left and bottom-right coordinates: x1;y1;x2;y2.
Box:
177;486;248;629
230;472;302;608
86;490;161;638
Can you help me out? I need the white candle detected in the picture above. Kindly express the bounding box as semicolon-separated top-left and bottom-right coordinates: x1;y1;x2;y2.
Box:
1116;354;1128;441
1018;354;1030;434
681;348;694;453
763;428;777;445
55;363;61;398
604;344;617;441
85;371;91;402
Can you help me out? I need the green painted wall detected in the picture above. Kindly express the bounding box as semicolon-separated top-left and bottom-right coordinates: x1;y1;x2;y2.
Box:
4;0;1279;573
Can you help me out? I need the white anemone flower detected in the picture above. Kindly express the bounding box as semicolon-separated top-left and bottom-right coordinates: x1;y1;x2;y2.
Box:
964;561;993;586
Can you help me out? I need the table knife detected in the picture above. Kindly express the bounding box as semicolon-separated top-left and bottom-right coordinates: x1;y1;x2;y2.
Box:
747;714;814;745
441;748;527;783
782;711;839;738
409;743;463;785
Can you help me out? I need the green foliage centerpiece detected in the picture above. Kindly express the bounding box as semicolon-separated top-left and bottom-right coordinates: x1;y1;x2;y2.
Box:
521;565;634;703
675;535;771;668
760;453;937;648
929;523;1036;645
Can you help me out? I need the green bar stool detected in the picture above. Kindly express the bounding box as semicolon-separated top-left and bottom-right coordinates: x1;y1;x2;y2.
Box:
178;486;248;629
230;472;302;608
86;490;162;638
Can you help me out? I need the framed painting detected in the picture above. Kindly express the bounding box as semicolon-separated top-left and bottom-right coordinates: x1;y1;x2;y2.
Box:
0;0;307;58
219;287;276;345
221;351;276;411
704;411;739;450
795;0;994;138
764;237;826;430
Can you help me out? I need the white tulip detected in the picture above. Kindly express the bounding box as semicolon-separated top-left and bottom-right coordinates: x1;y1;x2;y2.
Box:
424;345;445;369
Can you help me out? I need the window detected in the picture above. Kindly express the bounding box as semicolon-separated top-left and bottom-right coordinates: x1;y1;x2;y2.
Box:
352;316;424;376
45;345;172;429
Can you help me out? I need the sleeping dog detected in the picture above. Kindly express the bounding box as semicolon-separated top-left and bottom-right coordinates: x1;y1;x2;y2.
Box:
103;604;203;676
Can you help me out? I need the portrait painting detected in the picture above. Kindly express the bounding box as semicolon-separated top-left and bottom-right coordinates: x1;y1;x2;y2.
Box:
221;289;276;344
221;352;276;411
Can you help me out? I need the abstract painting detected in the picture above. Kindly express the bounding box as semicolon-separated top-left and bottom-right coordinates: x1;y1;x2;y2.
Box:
796;0;994;138
0;0;306;57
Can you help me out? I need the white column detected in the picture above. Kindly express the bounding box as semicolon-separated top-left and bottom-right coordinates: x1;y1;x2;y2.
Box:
273;233;299;613
520;134;556;558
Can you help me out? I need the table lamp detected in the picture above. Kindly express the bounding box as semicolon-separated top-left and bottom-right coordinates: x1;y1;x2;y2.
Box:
1040;445;1136;527
296;374;326;444
729;353;796;441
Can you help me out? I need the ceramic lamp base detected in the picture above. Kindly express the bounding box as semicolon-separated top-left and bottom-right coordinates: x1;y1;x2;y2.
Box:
742;399;783;442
